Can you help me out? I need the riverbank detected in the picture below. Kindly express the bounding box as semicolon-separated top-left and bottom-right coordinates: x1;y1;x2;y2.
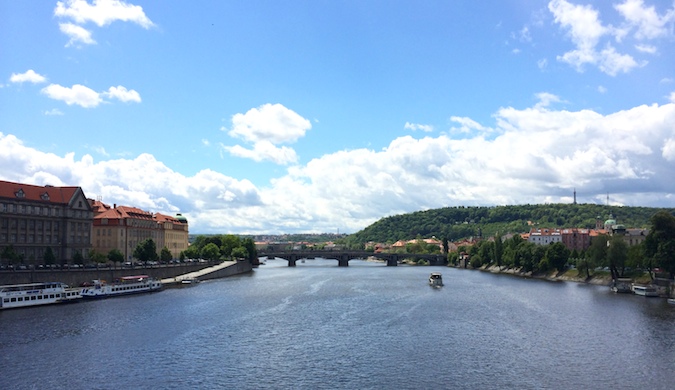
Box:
467;264;614;286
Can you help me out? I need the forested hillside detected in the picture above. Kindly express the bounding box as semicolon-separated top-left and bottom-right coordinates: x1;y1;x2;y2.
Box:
346;204;675;244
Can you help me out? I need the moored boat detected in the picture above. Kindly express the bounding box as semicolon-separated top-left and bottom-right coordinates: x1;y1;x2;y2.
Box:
1;282;79;309
667;298;675;305
632;284;659;297
80;275;162;299
429;272;443;287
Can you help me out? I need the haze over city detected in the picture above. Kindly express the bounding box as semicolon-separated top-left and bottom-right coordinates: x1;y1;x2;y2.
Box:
2;0;675;234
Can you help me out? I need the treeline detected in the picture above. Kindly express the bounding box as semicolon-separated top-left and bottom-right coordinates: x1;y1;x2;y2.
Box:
184;234;258;263
449;210;675;280
344;204;675;245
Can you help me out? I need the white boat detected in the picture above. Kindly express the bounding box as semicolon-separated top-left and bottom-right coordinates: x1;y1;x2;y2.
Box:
80;275;162;299
668;298;675;305
0;282;80;309
632;284;659;297
429;272;443;287
180;277;200;285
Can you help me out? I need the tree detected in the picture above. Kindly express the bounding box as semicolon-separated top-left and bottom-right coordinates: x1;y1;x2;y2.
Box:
607;236;629;279
88;249;107;265
43;247;56;265
493;233;503;268
644;211;675;279
72;250;84;265
108;248;124;268
242;238;258;263
1;245;19;265
201;243;220;261
133;238;159;263
545;242;569;273
221;234;241;259
160;247;173;263
231;246;248;260
587;234;609;274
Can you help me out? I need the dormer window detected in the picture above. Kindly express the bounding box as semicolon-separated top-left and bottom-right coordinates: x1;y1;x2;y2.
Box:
41;192;50;201
15;189;25;198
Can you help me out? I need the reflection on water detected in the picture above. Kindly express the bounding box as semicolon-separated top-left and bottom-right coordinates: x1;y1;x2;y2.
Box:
1;259;674;390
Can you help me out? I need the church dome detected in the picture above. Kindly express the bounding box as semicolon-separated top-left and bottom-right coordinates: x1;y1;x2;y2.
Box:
175;213;188;223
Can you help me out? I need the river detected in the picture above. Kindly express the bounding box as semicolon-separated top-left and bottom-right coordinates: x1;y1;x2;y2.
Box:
1;258;674;389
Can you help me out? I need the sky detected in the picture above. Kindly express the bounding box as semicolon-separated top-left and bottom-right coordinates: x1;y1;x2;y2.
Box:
1;0;675;235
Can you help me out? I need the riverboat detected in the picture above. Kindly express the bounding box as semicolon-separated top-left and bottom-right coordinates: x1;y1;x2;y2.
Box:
429;272;443;287
632;284;659;297
0;282;80;309
80;275;162;299
668;298;675;305
180;277;200;285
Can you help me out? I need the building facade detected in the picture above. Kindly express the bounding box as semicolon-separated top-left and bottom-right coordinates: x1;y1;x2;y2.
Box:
91;202;188;262
527;228;562;246
0;180;93;265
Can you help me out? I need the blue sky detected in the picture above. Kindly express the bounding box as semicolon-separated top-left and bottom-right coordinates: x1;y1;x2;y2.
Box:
2;0;675;234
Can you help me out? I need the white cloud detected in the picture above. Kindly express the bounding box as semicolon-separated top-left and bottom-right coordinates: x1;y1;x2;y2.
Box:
449;116;491;134
40;83;141;107
41;84;102;108
548;0;641;76
222;103;311;165
3;100;675;234
104;86;141;103
44;108;64;116
662;138;675;162
597;85;607;94
537;58;548;70
59;22;96;47
10;70;47;84
614;0;675;40
669;92;675;103
222;141;299;165
54;0;154;28
404;122;433;132
634;43;657;53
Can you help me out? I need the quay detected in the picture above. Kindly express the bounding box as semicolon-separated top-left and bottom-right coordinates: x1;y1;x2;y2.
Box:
161;260;252;285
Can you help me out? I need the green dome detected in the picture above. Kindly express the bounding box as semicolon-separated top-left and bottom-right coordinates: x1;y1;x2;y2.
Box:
175;213;188;223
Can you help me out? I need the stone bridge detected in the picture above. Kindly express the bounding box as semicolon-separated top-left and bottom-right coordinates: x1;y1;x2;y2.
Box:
259;250;447;267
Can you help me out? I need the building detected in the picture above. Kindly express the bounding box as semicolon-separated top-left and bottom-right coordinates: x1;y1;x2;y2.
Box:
91;202;188;262
527;228;562;246
560;228;591;252
0;180;93;265
155;213;189;259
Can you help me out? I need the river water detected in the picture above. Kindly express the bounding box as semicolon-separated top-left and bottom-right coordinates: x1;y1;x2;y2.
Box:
1;258;674;390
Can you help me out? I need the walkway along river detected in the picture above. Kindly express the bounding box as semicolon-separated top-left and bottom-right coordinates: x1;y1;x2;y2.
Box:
1;258;674;389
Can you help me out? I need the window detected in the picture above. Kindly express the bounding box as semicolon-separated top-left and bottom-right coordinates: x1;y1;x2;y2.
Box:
15;189;25;198
41;192;50;201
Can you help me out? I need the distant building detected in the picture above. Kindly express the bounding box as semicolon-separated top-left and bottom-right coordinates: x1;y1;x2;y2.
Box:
0;180;93;265
527;228;562;246
91;202;188;262
560;228;591;252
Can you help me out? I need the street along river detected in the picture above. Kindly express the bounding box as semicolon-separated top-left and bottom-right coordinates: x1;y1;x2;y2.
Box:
1;258;674;389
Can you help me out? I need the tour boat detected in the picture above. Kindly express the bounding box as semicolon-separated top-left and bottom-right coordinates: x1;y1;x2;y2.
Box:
632;284;659;297
0;282;81;309
80;275;162;299
180;277;200;285
429;272;443;287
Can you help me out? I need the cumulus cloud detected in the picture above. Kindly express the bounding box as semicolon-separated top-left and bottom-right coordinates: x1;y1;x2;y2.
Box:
404;122;433;132
3;100;675;234
41;84;102;108
222;103;311;165
103;86;141;103
547;0;665;76
55;0;154;28
10;70;47;84
54;0;154;46
614;0;675;40
44;108;64;116
40;83;141;107
59;22;96;47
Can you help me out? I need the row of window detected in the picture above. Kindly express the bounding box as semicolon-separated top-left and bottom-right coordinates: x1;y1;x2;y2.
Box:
0;234;61;244
2;294;59;304
1;218;61;230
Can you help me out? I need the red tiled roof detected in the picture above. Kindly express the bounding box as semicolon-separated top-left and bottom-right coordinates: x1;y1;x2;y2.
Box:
0;180;80;205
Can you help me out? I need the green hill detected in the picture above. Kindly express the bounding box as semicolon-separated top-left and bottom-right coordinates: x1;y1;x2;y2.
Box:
346;204;675;244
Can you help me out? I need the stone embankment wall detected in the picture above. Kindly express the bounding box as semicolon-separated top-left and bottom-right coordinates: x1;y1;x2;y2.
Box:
0;263;227;286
